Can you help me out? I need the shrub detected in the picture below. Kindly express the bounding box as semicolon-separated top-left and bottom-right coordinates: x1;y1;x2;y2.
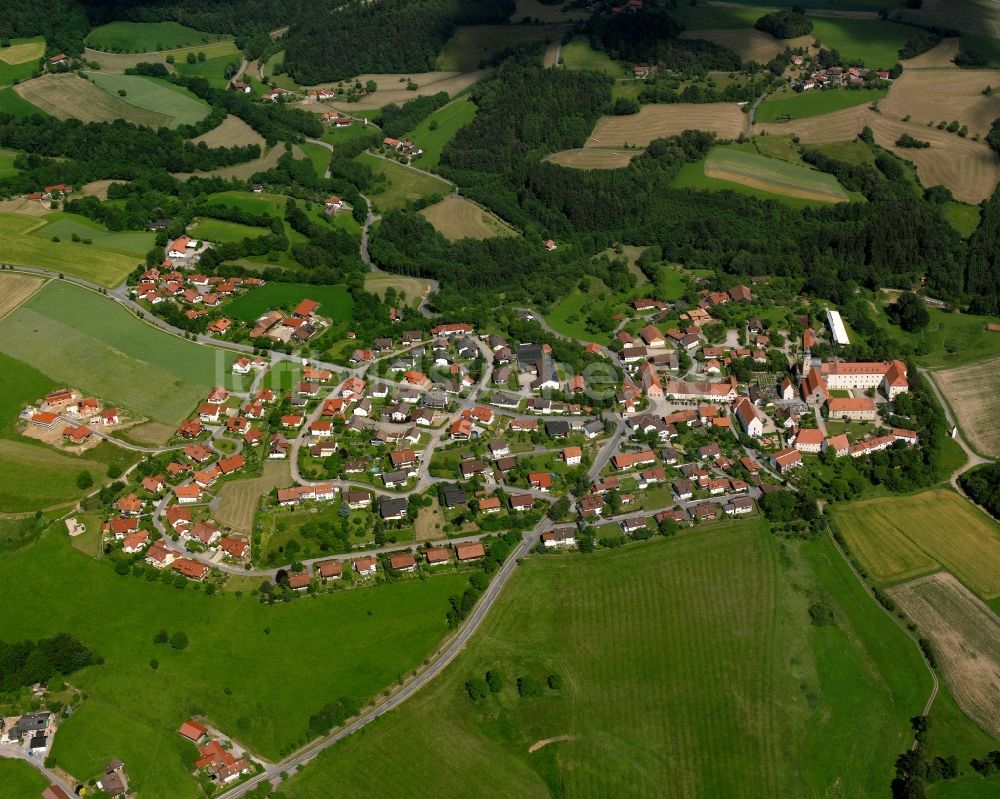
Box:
517;675;543;697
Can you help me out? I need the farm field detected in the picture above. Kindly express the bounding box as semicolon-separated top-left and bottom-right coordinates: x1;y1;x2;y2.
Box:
876;303;1000;369
14;73;173;129
894;0;1000;40
436;25;565;71
560;36;627;76
0;213;140;287
405;97;476;169
0;36;45;66
833;489;1000;598
809;17;913;68
189;217;270;243
0;759;48;798
0;271;43;317
587;103;745;147
756;102;870;142
281;524;931;798
680;28;812;64
30;212;155;256
85;72;211;128
932;357;1000;458
0;528;468;797
170;42;242;88
364;272;434;305
82;47;168;73
0;86;45;117
889;572;1000;739
671;147;851;208
205;189;289;215
420;196;517;241
309;70;486;110
756;88;887;123
226;282;353;323
879;67;1000;137
357;153;452;212
0;281;243;433
85;21;223;52
299;141;330;178
214;461;294;531
546;148;640;169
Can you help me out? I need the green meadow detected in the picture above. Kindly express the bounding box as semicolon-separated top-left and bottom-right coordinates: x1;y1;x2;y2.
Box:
31;211;155;256
756;88;888;123
189;216;271;243
405;97;477;169
169;42;242;89
226;282;354;323
85;21;222;52
0;529;468;797
356;153;452;212
282;524;936;798
0;759;48;798
85;72;211;128
0;86;45;116
560;36;627;76
0;147;18;179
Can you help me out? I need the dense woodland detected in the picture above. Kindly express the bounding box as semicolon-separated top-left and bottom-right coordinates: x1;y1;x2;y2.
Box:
0;634;97;692
958;463;1000;520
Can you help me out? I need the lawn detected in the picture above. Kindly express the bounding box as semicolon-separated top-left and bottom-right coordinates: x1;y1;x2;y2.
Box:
941;201;981;238
0;529;468;797
226;282;354;323
0;281;243;431
189;216;271;243
356;152;452;212
31;211;155;256
0;759;48;799
0;212;140;286
671;147;851;208
85;71;211;127
756;88;888;123
281;524;931;798
560;36;627;77
833;489;1000;598
85;21;223;52
405;97;477;169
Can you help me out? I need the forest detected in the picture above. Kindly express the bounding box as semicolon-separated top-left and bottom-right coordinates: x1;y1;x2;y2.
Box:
0;633;97;692
958;463;1000;520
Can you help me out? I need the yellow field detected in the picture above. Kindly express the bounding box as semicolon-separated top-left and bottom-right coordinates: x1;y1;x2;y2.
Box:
679;29;812;64
889;572;1000;739
420;196;517;241
213;462;294;532
192;115;266;148
547;148;641;169
0;273;44;319
756;103;870;143
588;103;745;147
14;73;172;128
364;272;434;304
0;40;45;65
834;489;1000;598
933;357;1000;458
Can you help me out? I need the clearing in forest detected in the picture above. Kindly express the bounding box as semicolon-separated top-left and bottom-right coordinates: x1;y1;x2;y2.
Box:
546;148;641;169
420;196;517;241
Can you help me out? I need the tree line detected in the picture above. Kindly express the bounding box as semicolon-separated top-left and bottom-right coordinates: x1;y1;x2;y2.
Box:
0;633;97;692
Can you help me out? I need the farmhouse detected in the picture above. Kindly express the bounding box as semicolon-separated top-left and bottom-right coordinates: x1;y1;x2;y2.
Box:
770;448;803;473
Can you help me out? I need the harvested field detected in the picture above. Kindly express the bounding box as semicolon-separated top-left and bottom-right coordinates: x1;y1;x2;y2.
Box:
547;148;641;169
363;272;433;305
889;572;1000;739
192;115;265;149
755;103;870;142
0;39;45;65
214;462;293;531
83;48;168;73
172;144;301;180
14;74;172;129
933;356;1000;458
80;180;115;200
893;0;1000;39
420;196;517;241
301;71;485;110
899;37;961;69
880;68;1000;136
703;148;848;203
0;198;50;217
588;103;745;147
0;273;44;318
679;29;811;64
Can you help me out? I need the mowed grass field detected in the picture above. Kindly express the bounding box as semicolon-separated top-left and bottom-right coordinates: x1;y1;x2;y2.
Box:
0;529;468;797
420;196;517;241
0;213;141;286
932;357;1000;457
85;21;222;52
680;28;812;64
0;281;243;432
226;282;354;323
31;211;155;256
15;73;173;129
834;489;1000;598
85;72;211;128
404;97;476;169
282;524;931;798
357;153;452;212
756;88;887;123
810;17;914;69
0;759;48;798
0;86;45;116
587;103;746;147
364;272;434;305
560;36;627;76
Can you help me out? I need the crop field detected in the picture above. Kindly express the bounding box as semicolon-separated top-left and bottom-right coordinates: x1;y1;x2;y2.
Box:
933;357;1000;457
214;461;294;531
85;21;222;52
85;72;210;128
546;147;641;169
0;530;468;797
587;103;745;147
31;212;155;256
420;196;517;241
879;68;1000;137
357;153;452;212
281;525;931;798
405;97;476;169
756;88;887;123
309;70;485;109
0;281;243;433
82;47;168;73
226;281;353;323
14;73;173;128
756;102;870;142
889;573;1000;739
0;272;43;318
0;37;44;86
0;759;48;798
436;25;565;71
0;213;140;286
560;36;626;76
680;29;812;64
834;489;1000;598
189;217;270;243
